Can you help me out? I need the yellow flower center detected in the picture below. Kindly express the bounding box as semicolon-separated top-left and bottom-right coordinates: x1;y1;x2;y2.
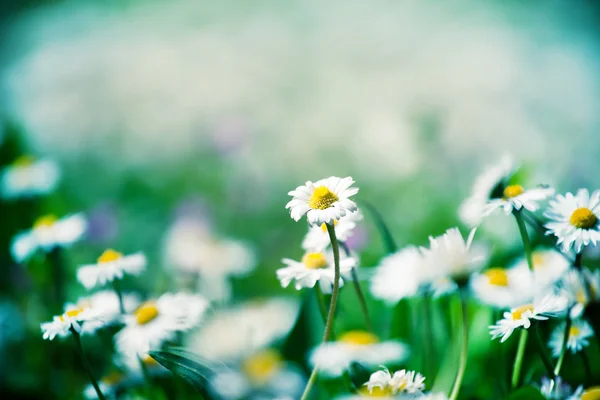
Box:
582;388;600;400
511;304;534;320
242;349;282;383
302;252;328;269
569;326;580;338
339;330;379;346
532;252;546;270
484;268;509;287
308;186;339;210
59;308;84;322
358;387;393;397
97;249;123;264
134;302;159;325
577;290;588;305
570;208;598;229
33;214;58;229
13;155;36;167
101;371;124;385
320;220;339;232
503;184;524;199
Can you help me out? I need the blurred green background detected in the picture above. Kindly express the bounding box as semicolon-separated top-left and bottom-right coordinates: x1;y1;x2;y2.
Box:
2;0;600;399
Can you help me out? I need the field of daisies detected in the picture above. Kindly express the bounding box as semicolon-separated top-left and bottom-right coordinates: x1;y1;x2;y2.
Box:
1;114;600;400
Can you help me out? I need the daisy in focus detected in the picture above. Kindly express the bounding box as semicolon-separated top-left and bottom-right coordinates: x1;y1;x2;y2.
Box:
459;156;514;227
370;246;424;304
286;176;359;226
482;184;554;217
302;211;363;252
470;266;534;309
41;305;100;340
364;367;425;396
309;331;409;377
277;251;357;293
11;213;87;263
489;294;567;342
115;292;208;370
77;249;147;290
73;291;140;334
545;189;600;253
548;319;593;357
0;156;60;199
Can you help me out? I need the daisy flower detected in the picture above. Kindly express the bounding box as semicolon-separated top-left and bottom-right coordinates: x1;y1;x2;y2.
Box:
41;305;100;340
365;367;425;395
482;184;554;217
302;211;363;252
421;227;489;284
208;348;306;400
459;156;514;227
538;376;579;400
489;294;567;342
545;189;600;253
77;249;147;290
286;176;359;226
470;266;534;309
558;268;600;318
74;291;140;334
115;292;208;370
548;319;593;357
370;246;424;304
308;331;409;377
512;249;570;290
11;213;87;263
188;297;300;362
0;156;60;199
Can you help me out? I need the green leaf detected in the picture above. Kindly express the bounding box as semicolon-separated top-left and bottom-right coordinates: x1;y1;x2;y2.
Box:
508;386;545;400
148;350;209;395
363;202;397;254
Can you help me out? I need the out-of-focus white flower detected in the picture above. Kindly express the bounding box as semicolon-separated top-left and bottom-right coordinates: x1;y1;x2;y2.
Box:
286;176;358;226
422;227;489;284
11;213;87;263
545;189;600;254
188;297;300;362
309;331;409;378
84;371;124;399
0;156;60;199
302;211;363;252
365;367;425;396
77;249;147;290
558;268;600;318
489;294;567;342
511;249;570;290
115;293;209;370
548;319;593;357
483;184;554;217
470;266;534;309
370;246;424;303
459;156;514;227
277;251;356;294
41;305;101;340
74;291;139;334
208;349;305;400
538;376;579;400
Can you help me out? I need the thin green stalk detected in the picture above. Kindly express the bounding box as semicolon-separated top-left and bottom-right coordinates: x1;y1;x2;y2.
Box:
449;293;469;400
300;223;342;400
340;241;373;332
511;329;529;389
421;295;434;380
113;279;125;315
513;210;534;271
581;350;592;385
314;287;334;339
554;317;572;377
533;324;555;378
70;327;106;400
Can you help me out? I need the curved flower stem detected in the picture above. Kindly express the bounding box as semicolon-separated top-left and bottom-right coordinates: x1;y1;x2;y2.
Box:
70;327;106;400
554;316;572;377
340;241;373;332
511;329;529;389
113;279;125;314
533;324;555;378
513;210;534;271
299;223;342;400
449;292;469;400
314;287;336;339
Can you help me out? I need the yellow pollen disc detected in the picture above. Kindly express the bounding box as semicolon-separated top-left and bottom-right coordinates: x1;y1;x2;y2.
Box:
59;308;84;322
13;155;35;167
97;249;123;264
511;304;534;320
309;186;339;210
570;208;598;229
582;387;600;400
302;252;328;269
484;268;509;287
134;302;159;325
357;387;393;397
33;214;58;229
569;326;580;338
242;349;282;383
503;184;525;199
577;290;588;304
339;330;379;346
101;371;124;385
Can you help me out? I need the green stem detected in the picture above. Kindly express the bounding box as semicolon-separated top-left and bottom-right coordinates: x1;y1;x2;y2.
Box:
113;279;125;315
533;324;555;378
421;295;434;380
340;241;373;332
554;317;572;377
513;210;534;271
299;223;342;400
70;327;106;400
511;329;529;389
449;292;469;400
138;355;155;400
314;286;335;339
